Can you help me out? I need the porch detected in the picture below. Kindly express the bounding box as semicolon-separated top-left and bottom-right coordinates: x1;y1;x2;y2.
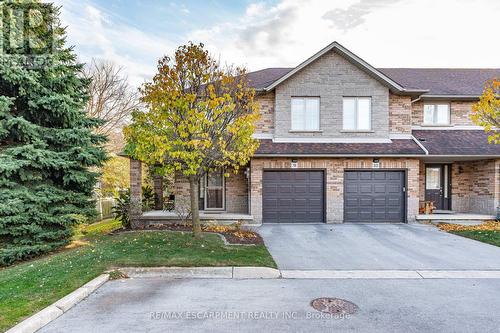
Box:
415;212;496;225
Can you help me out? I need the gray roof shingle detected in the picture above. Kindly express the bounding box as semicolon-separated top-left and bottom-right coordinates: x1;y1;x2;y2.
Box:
249;67;500;96
413;130;500;155
254;139;425;156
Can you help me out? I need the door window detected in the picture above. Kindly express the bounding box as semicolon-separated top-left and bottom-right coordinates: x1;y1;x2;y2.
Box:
426;167;441;190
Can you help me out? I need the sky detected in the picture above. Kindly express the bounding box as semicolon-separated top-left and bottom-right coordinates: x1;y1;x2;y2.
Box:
52;0;500;87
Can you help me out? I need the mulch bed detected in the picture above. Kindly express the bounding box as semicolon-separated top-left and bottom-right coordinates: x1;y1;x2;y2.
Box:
137;224;265;245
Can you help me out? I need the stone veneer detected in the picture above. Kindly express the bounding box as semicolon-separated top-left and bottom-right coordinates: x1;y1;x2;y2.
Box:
274;50;389;139
411;100;476;126
250;157;420;224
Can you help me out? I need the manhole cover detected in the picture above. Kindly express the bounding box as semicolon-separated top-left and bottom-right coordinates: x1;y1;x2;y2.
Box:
310;297;359;315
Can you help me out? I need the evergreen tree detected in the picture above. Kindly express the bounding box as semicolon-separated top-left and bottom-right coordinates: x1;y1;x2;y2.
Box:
0;2;107;265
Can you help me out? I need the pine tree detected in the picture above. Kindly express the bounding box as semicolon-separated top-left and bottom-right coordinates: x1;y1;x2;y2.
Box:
0;2;107;265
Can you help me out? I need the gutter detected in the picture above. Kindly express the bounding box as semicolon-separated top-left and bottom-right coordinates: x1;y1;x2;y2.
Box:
253;154;500;158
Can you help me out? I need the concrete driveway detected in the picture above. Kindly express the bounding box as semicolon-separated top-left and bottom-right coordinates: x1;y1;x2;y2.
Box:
39;277;500;333
259;223;500;270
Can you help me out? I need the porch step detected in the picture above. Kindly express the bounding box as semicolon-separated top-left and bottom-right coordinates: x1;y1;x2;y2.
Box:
416;213;496;225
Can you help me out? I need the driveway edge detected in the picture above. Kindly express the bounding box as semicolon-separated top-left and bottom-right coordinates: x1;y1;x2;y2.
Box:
6;274;110;333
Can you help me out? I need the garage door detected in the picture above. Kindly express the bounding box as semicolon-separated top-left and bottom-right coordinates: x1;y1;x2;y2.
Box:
344;171;405;223
263;170;324;223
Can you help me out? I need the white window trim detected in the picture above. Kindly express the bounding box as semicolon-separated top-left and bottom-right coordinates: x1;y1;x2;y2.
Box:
423;103;451;126
203;170;225;211
342;97;372;131
290;97;320;131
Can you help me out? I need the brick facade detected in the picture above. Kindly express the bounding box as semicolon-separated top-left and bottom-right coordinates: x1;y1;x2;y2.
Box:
451;159;500;214
129;159;143;227
411;100;475;126
174;170;249;214
389;94;412;134
254;91;275;134
250;157;420;224
417;159;500;215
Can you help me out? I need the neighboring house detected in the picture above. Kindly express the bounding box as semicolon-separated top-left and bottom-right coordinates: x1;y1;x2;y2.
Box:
132;41;500;225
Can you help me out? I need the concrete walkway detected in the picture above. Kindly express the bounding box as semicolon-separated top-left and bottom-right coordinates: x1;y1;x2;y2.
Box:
259;223;500;270
39;277;500;333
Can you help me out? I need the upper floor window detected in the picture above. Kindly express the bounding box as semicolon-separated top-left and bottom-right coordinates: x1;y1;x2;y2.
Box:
423;104;450;125
291;97;320;131
343;97;371;131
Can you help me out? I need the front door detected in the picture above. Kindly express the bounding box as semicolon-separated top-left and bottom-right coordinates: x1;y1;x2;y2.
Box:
425;164;451;210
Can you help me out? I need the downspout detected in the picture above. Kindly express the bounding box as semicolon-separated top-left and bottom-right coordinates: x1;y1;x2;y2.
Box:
411;135;429;155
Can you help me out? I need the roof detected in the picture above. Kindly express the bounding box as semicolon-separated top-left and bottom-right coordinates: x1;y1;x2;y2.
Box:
246;42;500;97
261;42;427;94
379;68;500;96
254;139;425;156
413;130;500;155
247;68;292;90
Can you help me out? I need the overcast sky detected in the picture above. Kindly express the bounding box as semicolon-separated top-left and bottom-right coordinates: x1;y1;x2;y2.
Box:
53;0;500;87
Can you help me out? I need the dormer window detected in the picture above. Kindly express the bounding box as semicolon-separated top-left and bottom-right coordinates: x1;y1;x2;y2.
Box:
291;97;320;131
423;104;450;125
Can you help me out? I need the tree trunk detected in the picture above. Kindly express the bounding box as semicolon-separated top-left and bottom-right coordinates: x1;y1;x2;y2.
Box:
189;176;202;238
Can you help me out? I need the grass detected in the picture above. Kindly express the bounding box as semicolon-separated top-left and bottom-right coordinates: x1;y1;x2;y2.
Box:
0;219;275;331
451;230;500;247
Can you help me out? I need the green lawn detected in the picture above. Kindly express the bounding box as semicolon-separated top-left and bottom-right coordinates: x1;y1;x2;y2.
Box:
451;230;500;247
0;220;275;332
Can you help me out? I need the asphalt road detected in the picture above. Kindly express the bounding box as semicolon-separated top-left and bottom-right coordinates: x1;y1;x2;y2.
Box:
39;277;500;333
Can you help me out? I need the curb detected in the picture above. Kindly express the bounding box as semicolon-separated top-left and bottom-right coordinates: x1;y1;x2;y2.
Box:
117;267;500;280
119;266;281;279
6;274;109;333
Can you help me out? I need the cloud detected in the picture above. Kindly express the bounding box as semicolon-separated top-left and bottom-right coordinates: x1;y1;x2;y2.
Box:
53;0;500;89
54;0;177;87
322;0;402;31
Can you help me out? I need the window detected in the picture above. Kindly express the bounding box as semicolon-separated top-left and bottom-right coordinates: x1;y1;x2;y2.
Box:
423;104;450;125
291;97;320;131
425;167;441;190
343;97;371;131
199;170;225;210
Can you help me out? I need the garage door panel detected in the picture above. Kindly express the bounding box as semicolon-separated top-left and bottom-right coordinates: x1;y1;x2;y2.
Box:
263;171;324;223
344;171;405;223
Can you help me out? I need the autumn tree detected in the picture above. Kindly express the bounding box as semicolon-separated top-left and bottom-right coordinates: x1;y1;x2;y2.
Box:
84;59;141;152
471;79;500;144
124;43;259;237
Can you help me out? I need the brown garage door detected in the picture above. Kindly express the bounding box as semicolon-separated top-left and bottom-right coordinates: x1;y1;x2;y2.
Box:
344;170;406;223
262;170;325;223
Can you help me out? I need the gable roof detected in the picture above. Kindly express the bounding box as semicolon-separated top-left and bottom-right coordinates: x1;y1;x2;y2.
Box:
247;42;500;97
261;42;427;94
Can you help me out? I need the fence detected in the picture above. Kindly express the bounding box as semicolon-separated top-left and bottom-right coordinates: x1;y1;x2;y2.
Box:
96;197;115;221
